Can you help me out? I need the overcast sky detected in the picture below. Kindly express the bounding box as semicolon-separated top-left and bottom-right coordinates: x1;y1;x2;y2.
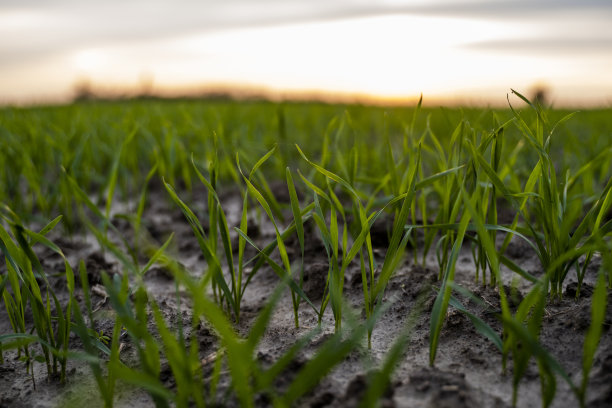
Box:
2;0;611;105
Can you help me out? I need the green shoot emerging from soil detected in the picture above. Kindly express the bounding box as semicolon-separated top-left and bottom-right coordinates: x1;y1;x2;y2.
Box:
1;94;611;407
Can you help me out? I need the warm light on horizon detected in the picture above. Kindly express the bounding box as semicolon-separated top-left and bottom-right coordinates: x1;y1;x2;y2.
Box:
1;1;611;107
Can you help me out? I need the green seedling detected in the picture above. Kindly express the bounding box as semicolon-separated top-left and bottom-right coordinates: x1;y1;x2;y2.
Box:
2;97;612;408
0;212;75;383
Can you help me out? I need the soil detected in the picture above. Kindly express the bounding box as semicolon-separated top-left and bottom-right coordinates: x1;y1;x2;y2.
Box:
1;184;611;408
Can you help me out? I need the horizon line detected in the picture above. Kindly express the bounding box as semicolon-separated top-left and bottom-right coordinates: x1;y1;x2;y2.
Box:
2;82;611;110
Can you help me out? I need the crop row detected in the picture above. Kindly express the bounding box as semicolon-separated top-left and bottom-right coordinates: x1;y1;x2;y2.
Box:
1;92;611;406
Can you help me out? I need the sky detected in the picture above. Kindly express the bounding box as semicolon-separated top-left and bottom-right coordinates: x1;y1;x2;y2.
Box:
1;0;611;106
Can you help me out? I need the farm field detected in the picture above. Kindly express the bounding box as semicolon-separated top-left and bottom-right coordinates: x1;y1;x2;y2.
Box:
1;94;611;407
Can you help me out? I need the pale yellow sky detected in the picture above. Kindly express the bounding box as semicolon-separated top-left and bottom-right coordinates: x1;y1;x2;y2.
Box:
1;0;611;106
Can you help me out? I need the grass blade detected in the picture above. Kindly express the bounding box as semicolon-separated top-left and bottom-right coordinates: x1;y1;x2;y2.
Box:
579;269;608;406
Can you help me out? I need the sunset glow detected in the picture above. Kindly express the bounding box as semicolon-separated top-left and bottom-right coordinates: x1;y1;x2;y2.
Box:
1;1;611;106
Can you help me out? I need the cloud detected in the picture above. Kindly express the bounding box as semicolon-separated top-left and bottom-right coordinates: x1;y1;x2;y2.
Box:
2;0;611;104
464;38;612;55
404;0;612;18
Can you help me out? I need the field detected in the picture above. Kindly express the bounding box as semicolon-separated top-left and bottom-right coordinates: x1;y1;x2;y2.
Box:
1;94;611;407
